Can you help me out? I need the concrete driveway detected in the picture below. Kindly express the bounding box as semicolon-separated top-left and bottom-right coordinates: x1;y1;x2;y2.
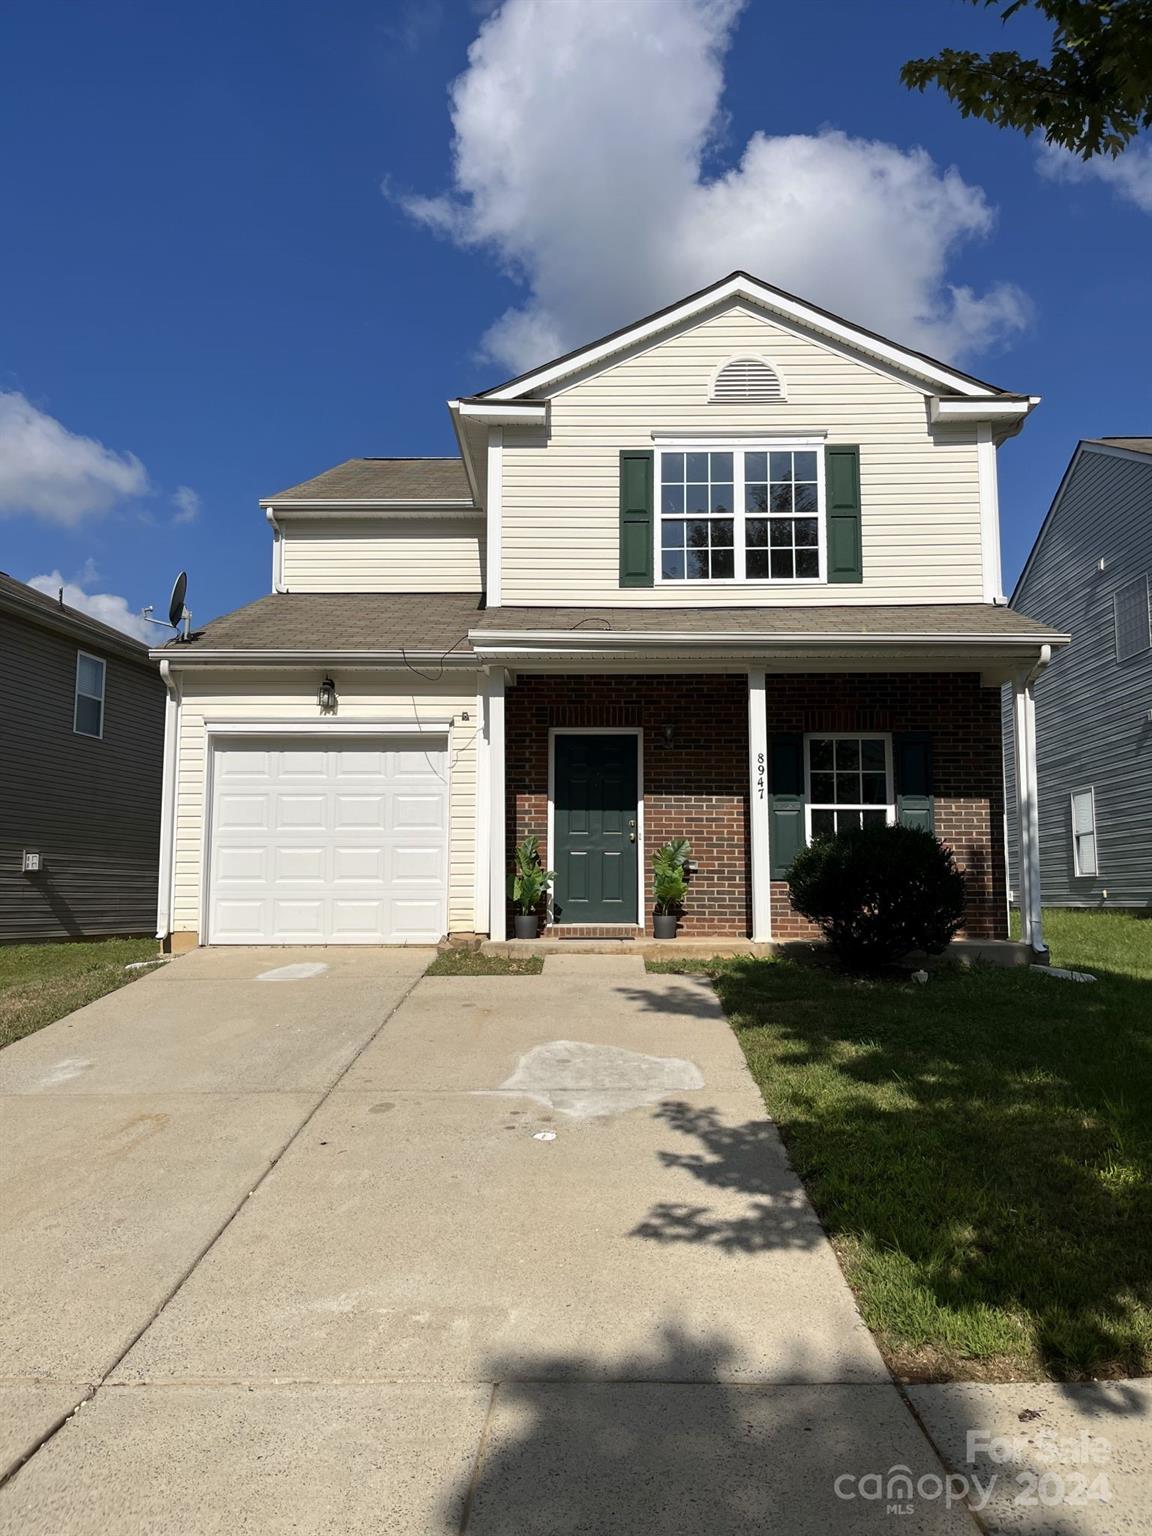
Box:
0;948;979;1533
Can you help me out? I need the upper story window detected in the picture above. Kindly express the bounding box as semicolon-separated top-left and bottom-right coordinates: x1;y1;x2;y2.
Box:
1114;574;1151;661
710;357;784;402
658;443;824;583
74;651;105;738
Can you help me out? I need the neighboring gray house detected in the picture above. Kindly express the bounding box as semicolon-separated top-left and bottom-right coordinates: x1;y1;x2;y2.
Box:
1006;439;1152;910
0;572;166;941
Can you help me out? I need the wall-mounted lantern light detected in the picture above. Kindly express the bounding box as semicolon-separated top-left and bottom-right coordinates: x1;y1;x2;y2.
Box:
318;675;337;713
663;723;675;749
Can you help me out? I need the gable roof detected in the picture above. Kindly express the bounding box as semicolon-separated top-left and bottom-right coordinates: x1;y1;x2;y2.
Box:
1012;437;1152;603
469;271;1023;404
0;570;152;662
263;457;474;506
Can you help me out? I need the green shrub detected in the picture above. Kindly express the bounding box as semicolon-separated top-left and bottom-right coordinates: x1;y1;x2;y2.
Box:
787;823;965;970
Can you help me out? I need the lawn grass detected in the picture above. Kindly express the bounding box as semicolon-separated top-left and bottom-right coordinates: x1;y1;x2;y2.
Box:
425;949;545;976
651;909;1152;1382
0;937;162;1050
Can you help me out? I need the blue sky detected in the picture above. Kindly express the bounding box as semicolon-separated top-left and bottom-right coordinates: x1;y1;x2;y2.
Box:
1;0;1148;635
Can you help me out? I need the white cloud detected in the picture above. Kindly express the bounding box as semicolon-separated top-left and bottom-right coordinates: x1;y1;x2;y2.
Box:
397;0;1028;374
171;485;201;525
25;569;154;643
1036;139;1152;214
0;392;149;525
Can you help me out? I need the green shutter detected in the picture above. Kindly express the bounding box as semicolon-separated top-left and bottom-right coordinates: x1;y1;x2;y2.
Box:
769;733;806;879
619;449;654;588
825;445;862;584
894;732;934;832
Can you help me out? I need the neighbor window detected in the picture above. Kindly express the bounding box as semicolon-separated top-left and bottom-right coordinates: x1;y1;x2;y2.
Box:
1070;786;1098;876
74;651;105;738
658;444;823;582
806;735;893;839
1114;575;1151;661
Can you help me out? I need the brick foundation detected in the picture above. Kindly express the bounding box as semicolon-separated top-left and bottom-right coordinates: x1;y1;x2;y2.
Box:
504;671;1008;942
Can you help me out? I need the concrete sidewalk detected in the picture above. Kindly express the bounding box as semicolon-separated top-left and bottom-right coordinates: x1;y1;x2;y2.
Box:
0;949;988;1531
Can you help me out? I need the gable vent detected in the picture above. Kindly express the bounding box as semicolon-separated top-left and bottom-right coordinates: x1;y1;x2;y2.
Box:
711;357;784;402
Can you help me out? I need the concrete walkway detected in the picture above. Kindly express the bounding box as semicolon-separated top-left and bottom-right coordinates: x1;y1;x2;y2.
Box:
2;947;1126;1532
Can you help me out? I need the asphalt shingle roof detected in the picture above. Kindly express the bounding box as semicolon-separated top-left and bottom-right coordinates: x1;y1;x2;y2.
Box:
0;570;151;655
264;458;473;504
1088;437;1152;456
178;592;483;653
473;603;1065;639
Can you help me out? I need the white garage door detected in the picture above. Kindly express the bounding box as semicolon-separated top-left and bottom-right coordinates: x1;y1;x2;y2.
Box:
208;737;448;944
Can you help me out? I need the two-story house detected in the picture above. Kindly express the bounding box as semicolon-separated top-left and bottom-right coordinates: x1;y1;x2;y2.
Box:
152;272;1066;956
1;571;166;941
1006;437;1151;910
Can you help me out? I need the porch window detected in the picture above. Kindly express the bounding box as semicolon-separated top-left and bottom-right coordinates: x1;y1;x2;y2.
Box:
658;443;824;583
806;735;894;839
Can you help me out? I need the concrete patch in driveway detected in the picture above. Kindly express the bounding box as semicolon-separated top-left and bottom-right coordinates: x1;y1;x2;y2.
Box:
113;1087;885;1387
908;1380;1152;1533
0;1385;89;1482
0;1384;491;1535
0;1093;312;1383
487;1039;705;1117
168;945;434;981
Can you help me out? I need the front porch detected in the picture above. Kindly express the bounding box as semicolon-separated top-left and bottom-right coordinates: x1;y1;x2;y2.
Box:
496;670;1012;946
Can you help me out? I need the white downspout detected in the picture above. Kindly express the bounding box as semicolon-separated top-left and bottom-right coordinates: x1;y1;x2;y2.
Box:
487;667;507;940
155;658;182;943
1012;643;1051;958
266;507;286;593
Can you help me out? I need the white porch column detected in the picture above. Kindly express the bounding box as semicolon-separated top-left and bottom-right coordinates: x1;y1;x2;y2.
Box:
1012;676;1045;955
487;667;507;941
747;670;771;941
473;673;490;937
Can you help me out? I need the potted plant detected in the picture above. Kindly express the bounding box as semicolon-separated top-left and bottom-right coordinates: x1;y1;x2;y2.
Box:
652;838;690;939
511;835;553;939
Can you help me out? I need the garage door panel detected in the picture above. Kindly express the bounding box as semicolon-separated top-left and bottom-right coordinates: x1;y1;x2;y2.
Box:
275;846;327;883
333;847;386;884
209;737;448;944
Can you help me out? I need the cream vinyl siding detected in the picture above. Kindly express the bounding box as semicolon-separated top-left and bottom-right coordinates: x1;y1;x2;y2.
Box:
500;302;984;606
170;669;479;936
281;517;485;593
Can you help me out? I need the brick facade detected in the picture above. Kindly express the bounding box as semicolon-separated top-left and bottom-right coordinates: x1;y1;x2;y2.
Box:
503;671;1007;941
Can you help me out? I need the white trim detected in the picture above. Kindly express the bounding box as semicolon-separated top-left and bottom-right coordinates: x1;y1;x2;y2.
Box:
468;629;1068;653
155;658;180;939
73;650;106;739
260;497;477;511
487;669;506;940
450;400;547;424
266;504;481;521
929;397;1035;423
976;423;1006;604
479;274;1001;402
1012;678;1046;954
651;429;826;443
486;426;503;607
203;718;453;736
653;440;826;588
802;732;895;841
1070;785;1099;878
200;724;452;946
547;727;644;928
152;650;480;667
747;671;771;941
708;354;787;403
474;673;491;935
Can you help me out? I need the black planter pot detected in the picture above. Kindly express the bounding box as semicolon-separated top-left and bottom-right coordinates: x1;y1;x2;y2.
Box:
513;913;539;940
653;913;678;940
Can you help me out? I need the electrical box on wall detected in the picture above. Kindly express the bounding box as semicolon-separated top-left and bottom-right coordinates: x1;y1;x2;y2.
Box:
21;850;41;873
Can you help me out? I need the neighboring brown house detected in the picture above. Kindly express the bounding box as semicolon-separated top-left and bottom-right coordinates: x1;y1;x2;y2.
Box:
0;572;166;941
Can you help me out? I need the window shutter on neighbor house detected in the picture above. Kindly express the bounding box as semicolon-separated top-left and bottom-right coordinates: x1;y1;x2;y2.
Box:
824;445;863;583
894;732;935;832
768;733;806;879
619;449;654;588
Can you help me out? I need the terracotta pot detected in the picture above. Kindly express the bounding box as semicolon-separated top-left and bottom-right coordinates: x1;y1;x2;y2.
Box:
653;913;679;940
513;913;539;939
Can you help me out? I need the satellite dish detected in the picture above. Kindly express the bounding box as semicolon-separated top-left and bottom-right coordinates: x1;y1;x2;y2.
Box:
168;571;188;631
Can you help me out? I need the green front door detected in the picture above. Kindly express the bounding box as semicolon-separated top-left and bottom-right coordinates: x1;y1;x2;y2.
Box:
553;734;639;924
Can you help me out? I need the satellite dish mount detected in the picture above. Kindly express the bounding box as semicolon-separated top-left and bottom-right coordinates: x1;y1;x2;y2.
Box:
141;571;191;641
